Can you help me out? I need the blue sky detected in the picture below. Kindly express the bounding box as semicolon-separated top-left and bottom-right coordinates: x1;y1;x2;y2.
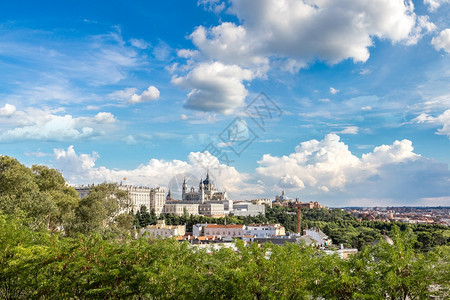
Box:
1;0;449;207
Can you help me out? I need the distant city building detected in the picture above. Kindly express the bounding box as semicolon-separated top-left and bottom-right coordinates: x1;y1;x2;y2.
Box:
232;202;265;217
193;223;285;241
140;220;185;239
74;184;165;216
119;185;165;216
163;203;199;216
73;173;233;218
244;223;286;238
203;224;245;238
182;173;228;202
303;227;333;247
273;190;324;209
163;172;233;217
250;198;273;208
74;185;91;198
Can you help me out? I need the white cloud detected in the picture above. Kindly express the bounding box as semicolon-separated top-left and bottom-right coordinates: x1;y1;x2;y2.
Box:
192;0;434;65
129;38;150;49
359;68;372;75
0;104;16;116
424;0;450;12
361;106;372;111
175;0;434;114
362;139;420;166
94;112;117;123
0;28;146;107
280;58;307;74
437;110;450;136
123;135;137;145
153;40;173;61
278;175;305;189
198;0;226;13
172;61;254;114
188;22;269;71
413;109;450;137
257;134;363;190
0;107;117;141
55;146;258;198
108;87;138;100
54;134;449;205
338;126;359;135
128;86;160;104
256;134;449;205
330;87;339;94
256;134;416;191
432;29;450;53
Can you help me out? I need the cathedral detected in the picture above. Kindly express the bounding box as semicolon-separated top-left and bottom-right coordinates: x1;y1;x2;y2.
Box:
182;172;228;202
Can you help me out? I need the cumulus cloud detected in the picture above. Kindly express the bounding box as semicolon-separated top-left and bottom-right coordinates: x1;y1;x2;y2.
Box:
93;112;117;123
191;0;434;65
278;175;305;189
188;22;269;72
257;134;363;190
55;146;258;198
432;29;450;53
338;126;359;135
172;61;254;114
108;87;138;100
413;109;450;137
175;0;434;114
198;0;227;13
129;38;150;49
123;135;137;145
330;87;339;95
255;134;448;205
256;134;449;201
128;86;160;104
424;0;450;12
0;107;117;142
54;134;449;205
0;104;16;116
362;139;420;166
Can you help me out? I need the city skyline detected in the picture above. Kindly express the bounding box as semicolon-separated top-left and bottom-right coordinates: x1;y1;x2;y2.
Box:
0;0;449;207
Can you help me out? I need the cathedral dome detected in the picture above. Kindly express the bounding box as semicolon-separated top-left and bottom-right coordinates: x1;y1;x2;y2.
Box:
202;173;212;186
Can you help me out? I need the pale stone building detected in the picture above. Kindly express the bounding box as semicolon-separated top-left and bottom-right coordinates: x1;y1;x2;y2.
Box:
119;185;165;216
243;223;286;238
140;220;185;239
161;173;232;217
163;203;200;216
75;184;165;216
232;202;265;217
182;173;228;202
303;227;333;247
250;198;273;208
204;224;245;238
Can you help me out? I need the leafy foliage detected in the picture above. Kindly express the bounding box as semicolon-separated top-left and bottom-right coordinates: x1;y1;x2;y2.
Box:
0;213;448;299
0;156;79;230
1;155;449;298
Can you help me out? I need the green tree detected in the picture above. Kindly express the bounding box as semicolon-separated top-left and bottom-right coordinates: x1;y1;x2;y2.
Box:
31;165;79;230
0;156;78;230
358;226;441;299
69;183;131;236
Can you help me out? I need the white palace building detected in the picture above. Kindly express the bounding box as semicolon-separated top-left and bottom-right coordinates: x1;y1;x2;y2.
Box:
164;173;233;217
75;173;235;218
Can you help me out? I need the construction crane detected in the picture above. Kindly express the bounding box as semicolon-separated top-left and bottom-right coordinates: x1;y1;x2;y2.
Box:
289;200;303;235
296;204;302;235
